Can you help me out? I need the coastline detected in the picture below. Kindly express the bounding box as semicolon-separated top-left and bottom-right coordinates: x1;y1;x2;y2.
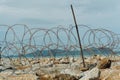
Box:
0;55;120;80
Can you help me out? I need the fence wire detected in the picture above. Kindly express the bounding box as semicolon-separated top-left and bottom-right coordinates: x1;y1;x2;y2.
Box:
0;24;120;75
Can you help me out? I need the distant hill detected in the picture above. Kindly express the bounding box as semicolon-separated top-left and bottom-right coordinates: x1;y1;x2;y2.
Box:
1;47;117;58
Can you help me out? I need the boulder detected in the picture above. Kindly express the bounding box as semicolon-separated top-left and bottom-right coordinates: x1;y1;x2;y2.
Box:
71;62;81;69
87;63;97;70
60;57;70;64
97;58;111;69
0;69;14;75
60;68;81;76
111;61;120;67
111;65;120;70
38;74;53;80
38;74;79;80
80;67;89;72
100;69;120;80
53;74;78;80
69;57;76;63
6;74;37;80
79;67;100;80
0;76;6;80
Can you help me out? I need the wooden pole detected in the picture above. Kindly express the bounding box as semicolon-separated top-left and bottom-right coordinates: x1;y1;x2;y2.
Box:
70;4;86;67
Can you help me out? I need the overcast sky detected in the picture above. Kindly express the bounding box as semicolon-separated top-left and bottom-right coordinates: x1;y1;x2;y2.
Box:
0;0;120;33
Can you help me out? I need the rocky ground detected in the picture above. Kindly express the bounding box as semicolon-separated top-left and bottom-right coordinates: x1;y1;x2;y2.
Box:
0;55;120;80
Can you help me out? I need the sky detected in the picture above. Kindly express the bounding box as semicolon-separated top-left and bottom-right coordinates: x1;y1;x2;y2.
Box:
0;0;120;32
1;0;120;54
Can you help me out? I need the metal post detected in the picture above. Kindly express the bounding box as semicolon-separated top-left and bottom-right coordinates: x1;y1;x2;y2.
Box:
0;47;1;63
70;4;86;67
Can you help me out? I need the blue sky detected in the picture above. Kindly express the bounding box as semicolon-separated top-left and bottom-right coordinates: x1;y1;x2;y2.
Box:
0;0;120;32
1;0;120;55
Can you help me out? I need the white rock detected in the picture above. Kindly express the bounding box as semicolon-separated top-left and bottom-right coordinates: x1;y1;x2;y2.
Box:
14;70;25;75
0;69;14;75
32;63;40;71
79;67;100;80
70;62;81;69
0;66;5;71
60;68;81;76
69;57;75;63
0;76;6;80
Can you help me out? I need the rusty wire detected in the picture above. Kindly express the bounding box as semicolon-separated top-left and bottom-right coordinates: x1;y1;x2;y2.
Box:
0;24;120;74
0;24;119;57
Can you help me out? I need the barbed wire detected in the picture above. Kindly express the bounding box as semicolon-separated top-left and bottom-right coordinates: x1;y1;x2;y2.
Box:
0;24;119;56
0;24;120;75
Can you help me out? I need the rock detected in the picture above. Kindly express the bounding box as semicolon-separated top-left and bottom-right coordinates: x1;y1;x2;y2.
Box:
32;63;40;71
40;63;53;68
38;74;52;80
0;69;14;75
0;66;5;72
53;61;60;64
36;70;45;76
54;64;70;69
53;74;78;80
14;70;25;75
71;62;79;67
6;74;37;80
61;61;70;64
60;57;70;64
60;68;81;76
97;58;111;69
100;69;120;80
106;72;120;80
79;67;100;80
80;67;89;72
111;61;120;67
0;65;16;76
87;63;97;70
69;57;75;63
71;62;81;70
15;65;31;70
38;74;78;80
0;65;14;71
85;57;98;64
49;58;56;61
0;64;16;72
0;76;6;80
79;63;97;72
111;65;120;70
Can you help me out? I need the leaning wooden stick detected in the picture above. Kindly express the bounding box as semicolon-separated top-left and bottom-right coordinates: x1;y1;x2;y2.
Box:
70;4;86;67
